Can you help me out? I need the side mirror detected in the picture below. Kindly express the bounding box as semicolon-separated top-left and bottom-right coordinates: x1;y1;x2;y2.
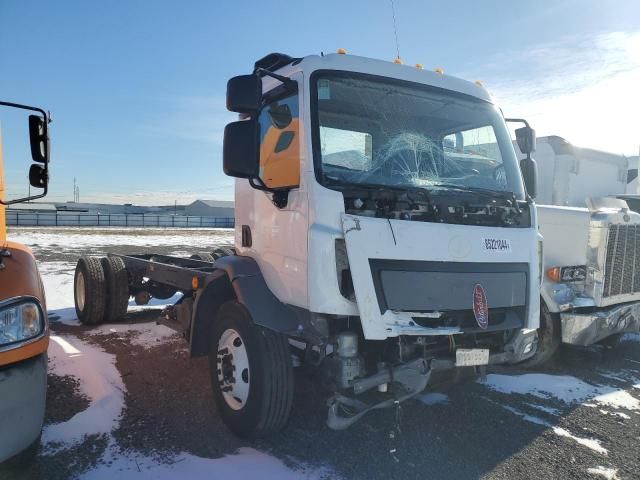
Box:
29;114;48;163
223;119;260;178
515;126;536;155
29;164;48;188
520;157;538;199
226;75;262;113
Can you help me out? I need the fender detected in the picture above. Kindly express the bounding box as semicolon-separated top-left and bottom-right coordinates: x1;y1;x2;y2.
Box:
189;255;300;357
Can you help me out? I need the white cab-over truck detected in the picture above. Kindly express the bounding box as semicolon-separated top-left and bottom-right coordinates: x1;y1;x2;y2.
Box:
73;52;541;436
516;136;640;365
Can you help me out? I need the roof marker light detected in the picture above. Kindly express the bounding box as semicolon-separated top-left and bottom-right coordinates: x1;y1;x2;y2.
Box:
475;80;484;86
434;67;444;74
393;57;403;64
415;63;423;69
337;48;347;54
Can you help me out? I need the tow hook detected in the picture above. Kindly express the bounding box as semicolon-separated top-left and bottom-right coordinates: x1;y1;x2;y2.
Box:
327;358;431;430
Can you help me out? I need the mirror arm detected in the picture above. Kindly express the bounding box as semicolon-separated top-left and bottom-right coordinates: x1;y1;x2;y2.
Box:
0;183;48;205
248;177;290;208
255;68;297;90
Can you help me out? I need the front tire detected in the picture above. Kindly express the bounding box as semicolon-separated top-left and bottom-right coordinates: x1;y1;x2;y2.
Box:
208;301;293;438
520;301;561;368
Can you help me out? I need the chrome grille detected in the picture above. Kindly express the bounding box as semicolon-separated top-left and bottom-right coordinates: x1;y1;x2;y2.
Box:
603;224;640;297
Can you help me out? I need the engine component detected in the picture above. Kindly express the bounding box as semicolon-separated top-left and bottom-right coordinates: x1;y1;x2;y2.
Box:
323;331;365;390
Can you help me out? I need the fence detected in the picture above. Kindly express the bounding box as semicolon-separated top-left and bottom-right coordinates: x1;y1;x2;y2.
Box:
6;211;235;228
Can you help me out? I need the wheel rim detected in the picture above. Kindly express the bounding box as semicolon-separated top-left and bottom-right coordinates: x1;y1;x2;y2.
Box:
217;328;250;410
76;270;86;311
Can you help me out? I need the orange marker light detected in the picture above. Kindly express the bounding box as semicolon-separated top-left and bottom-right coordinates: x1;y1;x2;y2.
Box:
337;48;347;55
192;276;200;290
475;80;483;86
415;63;423;69
546;267;561;283
393;57;402;64
434;67;444;74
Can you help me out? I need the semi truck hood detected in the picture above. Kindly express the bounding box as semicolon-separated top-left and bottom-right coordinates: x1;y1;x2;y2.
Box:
341;214;539;339
537;205;591;268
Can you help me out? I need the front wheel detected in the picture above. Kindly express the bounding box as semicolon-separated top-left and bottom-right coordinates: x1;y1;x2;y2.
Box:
520;301;561;369
208;301;293;438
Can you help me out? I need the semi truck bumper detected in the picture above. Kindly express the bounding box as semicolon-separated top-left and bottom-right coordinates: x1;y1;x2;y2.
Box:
0;354;47;463
561;301;640;346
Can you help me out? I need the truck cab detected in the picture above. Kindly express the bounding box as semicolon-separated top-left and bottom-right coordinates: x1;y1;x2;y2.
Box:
0;102;51;462
222;52;541;431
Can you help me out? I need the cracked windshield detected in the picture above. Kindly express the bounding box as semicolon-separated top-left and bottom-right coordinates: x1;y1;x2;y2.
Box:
316;73;525;198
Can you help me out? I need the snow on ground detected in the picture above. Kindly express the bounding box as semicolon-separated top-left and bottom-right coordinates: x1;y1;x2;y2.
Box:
483;396;608;454
81;448;333;480
9;227;234;250
480;373;640;411
43;335;124;450
587;466;620;479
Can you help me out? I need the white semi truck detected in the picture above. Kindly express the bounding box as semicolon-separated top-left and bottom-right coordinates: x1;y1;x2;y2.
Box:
73;52;541;435
516;136;640;365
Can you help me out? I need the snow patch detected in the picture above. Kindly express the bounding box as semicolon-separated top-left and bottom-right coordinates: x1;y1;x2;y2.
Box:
43;335;124;449
481;373;640;411
81;448;334;480
89;321;179;349
587;466;619;479
417;392;449;406
553;427;607;455
486;399;607;455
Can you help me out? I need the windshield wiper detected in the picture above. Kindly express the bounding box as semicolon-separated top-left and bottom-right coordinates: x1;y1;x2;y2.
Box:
429;182;523;217
429;183;518;201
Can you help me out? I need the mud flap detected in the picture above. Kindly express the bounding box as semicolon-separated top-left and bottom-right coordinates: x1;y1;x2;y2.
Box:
326;359;431;430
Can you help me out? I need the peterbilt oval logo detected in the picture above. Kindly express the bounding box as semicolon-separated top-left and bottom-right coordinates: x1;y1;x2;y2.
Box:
472;284;489;329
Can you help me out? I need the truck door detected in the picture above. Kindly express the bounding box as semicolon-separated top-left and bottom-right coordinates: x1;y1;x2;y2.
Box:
235;73;309;308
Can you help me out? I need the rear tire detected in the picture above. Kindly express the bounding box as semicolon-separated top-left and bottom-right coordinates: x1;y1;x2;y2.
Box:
520;301;561;369
208;301;293;438
100;256;129;323
74;256;106;325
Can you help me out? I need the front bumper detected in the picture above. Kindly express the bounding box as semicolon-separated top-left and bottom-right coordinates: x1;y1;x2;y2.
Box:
0;354;47;463
561;301;640;346
429;328;539;370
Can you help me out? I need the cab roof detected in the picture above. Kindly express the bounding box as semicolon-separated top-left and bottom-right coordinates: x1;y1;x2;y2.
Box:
255;52;493;104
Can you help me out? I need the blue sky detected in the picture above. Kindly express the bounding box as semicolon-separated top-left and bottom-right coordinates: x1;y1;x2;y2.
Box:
1;0;638;204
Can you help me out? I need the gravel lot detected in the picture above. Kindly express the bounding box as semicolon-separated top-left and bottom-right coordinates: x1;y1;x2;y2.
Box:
1;227;639;480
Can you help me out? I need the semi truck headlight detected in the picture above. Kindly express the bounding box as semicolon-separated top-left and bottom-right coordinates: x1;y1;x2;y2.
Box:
0;300;44;347
546;265;587;283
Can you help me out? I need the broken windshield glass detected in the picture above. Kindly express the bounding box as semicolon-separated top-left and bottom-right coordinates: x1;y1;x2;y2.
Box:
312;72;525;199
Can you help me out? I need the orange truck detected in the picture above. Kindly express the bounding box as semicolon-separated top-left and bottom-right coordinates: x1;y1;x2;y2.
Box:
0;101;51;462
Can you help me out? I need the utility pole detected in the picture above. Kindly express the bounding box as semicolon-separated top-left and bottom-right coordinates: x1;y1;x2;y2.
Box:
73;177;77;203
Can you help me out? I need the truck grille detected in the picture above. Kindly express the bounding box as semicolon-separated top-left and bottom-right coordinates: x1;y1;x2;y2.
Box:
603;224;640;297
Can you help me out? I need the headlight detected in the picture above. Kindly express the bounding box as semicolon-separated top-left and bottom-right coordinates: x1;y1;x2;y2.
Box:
0;300;44;347
546;265;587;283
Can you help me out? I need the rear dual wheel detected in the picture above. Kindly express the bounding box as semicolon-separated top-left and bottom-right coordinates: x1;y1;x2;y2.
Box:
209;301;293;438
74;256;129;325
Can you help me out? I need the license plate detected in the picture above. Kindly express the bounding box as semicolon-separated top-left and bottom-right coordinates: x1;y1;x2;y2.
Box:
455;348;489;367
